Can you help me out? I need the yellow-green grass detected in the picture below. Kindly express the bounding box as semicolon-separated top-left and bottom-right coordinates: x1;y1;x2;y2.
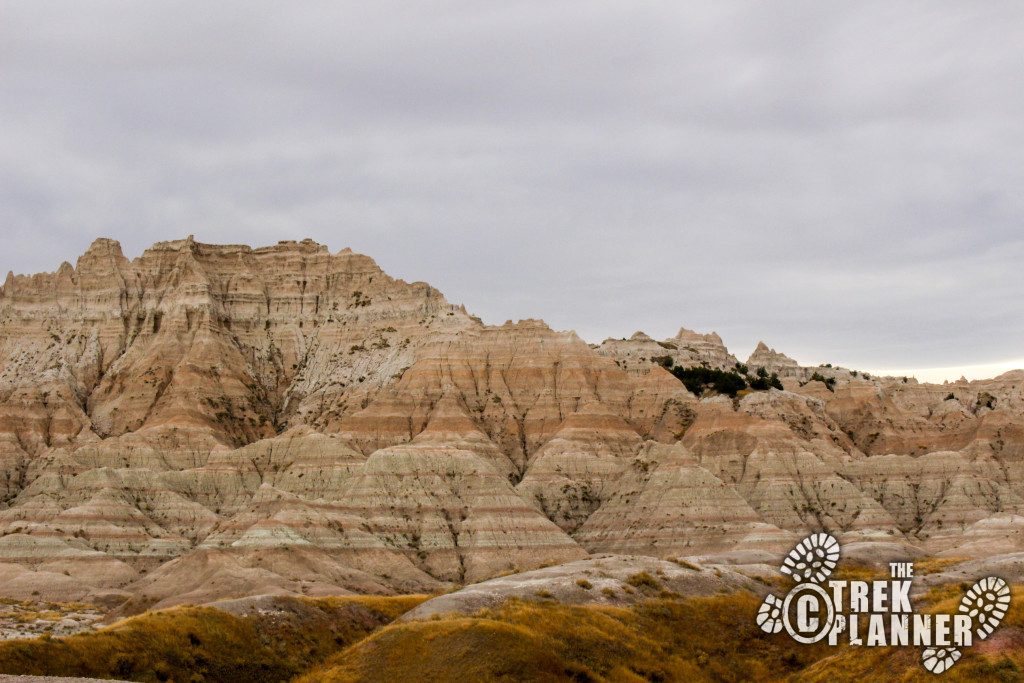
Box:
912;557;970;576
0;594;430;683
4;584;1023;682
298;593;833;682
305;585;1024;682
795;584;1024;682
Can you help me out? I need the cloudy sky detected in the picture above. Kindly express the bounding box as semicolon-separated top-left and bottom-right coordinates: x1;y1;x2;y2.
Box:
2;2;1022;381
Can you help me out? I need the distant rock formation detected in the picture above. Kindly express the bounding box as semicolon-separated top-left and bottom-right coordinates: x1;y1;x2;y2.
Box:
1;237;1024;607
596;327;738;375
746;341;802;379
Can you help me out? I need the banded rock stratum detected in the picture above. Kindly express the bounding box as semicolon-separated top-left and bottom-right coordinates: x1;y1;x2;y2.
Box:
1;237;1023;609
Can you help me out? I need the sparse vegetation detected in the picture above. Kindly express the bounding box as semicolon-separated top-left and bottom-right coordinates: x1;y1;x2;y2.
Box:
293;584;1024;683
912;557;969;576
0;595;429;683
8;562;1022;683
30;587;1001;682
793;584;1024;682
296;593;834;683
348;291;371;308
804;371;837;392
667;557;701;571
626;571;661;590
651;354;674;369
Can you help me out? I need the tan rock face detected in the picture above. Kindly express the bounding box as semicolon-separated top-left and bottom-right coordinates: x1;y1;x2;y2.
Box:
596;328;738;375
3;237;1024;607
336;445;587;583
746;341;802;379
574;442;797;556
516;403;643;534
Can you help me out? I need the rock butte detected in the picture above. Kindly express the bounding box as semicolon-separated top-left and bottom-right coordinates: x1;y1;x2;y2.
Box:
1;237;1023;608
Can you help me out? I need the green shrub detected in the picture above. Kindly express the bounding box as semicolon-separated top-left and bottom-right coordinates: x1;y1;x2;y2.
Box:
748;371;783;391
805;372;836;392
670;366;747;397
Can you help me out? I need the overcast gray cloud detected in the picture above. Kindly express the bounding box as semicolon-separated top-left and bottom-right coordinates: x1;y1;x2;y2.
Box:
2;1;1023;375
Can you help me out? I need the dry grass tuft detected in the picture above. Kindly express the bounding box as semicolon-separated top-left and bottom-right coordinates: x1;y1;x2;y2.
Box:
626;571;661;590
912;557;969;575
0;595;428;683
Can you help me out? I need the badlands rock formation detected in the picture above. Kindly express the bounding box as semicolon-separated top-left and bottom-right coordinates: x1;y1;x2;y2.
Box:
746;341;802;379
1;237;1023;608
596;328;738;374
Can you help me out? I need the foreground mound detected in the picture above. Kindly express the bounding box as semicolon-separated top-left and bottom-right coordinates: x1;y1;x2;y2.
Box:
0;595;428;683
3;583;1024;681
302;586;1024;683
299;593;826;683
401;554;773;620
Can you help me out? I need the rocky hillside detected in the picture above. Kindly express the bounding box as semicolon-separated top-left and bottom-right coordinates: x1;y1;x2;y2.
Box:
1;237;1023;608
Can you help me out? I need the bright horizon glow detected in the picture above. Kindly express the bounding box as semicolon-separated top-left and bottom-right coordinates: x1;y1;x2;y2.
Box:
862;360;1024;385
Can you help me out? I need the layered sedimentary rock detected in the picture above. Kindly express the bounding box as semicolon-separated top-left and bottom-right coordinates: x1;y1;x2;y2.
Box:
516;403;643;533
596;328;738;374
746;341;802;379
2;237;1024;607
681;398;898;537
844;451;1024;542
336;445;586;583
574;442;797;556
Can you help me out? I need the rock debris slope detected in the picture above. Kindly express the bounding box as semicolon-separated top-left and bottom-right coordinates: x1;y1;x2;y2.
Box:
1;237;1023;606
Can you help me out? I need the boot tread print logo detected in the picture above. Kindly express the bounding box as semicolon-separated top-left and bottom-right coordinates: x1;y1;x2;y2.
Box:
780;532;839;583
757;533;1011;675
